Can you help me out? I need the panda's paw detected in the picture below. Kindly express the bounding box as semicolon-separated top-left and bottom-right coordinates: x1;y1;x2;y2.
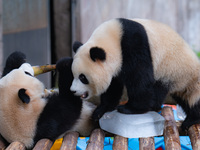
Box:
92;106;107;121
117;105;148;114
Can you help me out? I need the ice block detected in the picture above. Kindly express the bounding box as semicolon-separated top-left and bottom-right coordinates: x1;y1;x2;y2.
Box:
99;110;165;138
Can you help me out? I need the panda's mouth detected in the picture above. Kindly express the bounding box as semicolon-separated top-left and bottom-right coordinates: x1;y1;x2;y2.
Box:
80;92;89;99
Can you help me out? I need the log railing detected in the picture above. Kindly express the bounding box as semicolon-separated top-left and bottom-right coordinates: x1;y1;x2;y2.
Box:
0;106;199;150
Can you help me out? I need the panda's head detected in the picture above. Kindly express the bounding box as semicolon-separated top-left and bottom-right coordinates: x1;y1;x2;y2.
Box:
71;41;113;100
0;63;46;147
70;19;123;100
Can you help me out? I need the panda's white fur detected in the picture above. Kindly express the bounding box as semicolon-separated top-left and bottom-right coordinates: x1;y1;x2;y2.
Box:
0;53;96;148
135;19;200;107
0;68;47;147
71;18;200;130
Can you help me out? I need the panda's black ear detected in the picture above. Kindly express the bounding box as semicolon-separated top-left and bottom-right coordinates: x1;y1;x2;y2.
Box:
73;41;83;53
18;88;30;104
90;47;106;62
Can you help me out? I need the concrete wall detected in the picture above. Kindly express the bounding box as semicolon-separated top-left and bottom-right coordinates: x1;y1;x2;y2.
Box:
2;0;51;87
79;0;200;52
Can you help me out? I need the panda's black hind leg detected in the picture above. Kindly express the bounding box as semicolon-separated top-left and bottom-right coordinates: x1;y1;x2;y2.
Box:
172;94;200;131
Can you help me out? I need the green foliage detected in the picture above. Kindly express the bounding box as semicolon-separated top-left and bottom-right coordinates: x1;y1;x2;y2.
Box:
196;52;200;59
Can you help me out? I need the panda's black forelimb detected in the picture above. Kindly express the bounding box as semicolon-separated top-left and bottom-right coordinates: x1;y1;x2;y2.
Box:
92;76;124;121
117;18;163;114
33;57;83;146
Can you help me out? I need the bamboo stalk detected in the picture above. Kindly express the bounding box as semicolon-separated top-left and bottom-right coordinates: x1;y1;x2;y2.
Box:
86;129;105;150
161;106;181;150
60;132;79;150
32;64;56;76
32;139;53;150
139;137;155;150
5;141;25;150
113;135;128;150
188;124;200;150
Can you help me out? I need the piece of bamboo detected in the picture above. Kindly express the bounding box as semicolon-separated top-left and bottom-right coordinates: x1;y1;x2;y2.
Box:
5;141;25;150
161;106;181;150
86;128;105;150
188;124;200;150
113;135;128;150
139;137;155;150
32;139;53;150
60;131;79;150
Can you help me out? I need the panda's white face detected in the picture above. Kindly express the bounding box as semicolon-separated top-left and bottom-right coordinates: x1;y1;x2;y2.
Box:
70;74;92;100
70;45;113;100
0;63;47;147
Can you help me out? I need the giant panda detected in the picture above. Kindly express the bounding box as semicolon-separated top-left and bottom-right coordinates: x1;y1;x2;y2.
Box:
70;18;200;131
0;52;96;149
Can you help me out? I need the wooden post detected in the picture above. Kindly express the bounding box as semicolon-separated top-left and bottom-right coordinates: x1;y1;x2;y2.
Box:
60;131;79;150
32;139;53;150
139;137;155;150
161;106;181;150
86;128;105;150
188;124;200;150
113;135;128;150
5;141;25;150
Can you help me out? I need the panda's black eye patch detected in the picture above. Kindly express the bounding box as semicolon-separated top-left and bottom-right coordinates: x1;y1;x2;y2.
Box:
25;71;33;76
79;74;89;84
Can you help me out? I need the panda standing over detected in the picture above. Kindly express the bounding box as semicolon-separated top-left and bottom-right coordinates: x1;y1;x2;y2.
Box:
70;18;200;131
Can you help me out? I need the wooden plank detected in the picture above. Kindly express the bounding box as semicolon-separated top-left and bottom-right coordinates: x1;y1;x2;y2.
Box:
5;141;25;150
113;135;128;150
86;128;105;150
161;106;181;150
139;137;155;150
32;139;53;150
60;131;79;150
188;124;200;150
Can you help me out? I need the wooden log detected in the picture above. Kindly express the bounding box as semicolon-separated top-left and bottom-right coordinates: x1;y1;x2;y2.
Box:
161;106;181;150
60;131;79;150
33;139;53;150
5;141;25;150
86;128;105;150
188;124;200;150
113;135;128;150
139;137;155;150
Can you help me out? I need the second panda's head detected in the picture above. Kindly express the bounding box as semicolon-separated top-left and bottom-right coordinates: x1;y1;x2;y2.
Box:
70;41;111;100
0;63;46;147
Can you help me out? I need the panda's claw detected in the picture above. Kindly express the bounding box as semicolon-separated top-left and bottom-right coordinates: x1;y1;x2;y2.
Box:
92;106;107;121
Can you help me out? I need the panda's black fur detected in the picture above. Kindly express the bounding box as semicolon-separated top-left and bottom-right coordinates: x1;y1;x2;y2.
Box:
71;18;200;131
0;52;96;148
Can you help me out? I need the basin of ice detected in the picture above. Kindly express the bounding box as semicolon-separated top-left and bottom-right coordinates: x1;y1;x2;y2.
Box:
99;110;165;138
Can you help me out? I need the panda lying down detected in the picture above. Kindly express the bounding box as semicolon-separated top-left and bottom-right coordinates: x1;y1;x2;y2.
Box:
71;18;200;131
0;52;96;149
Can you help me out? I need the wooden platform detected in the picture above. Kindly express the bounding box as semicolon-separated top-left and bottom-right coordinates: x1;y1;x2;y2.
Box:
0;106;200;150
